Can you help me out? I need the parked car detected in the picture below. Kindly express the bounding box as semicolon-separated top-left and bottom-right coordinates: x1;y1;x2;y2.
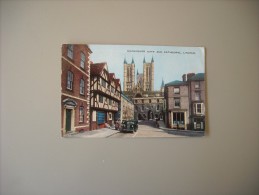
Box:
120;119;138;133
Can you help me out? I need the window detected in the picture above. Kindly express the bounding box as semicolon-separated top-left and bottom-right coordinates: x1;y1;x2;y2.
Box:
173;112;185;125
67;45;73;59
80;52;85;69
99;95;103;103
109;99;112;105
156;105;160;111
111;87;115;93
109;113;112;120
195;82;200;89
79;107;84;122
174;98;180;108
67;71;73;90
80;79;85;95
101;78;106;88
195;103;204;114
149;99;151;103
195;92;200;101
174;87;180;94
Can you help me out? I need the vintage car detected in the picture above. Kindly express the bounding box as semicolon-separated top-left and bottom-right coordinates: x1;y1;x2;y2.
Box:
117;119;138;133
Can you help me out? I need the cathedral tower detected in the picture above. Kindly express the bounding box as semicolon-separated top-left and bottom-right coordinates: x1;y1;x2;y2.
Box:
123;57;135;91
143;56;154;91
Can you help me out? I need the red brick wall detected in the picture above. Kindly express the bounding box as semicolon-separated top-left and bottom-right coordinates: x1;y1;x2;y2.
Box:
61;44;91;134
91;121;97;130
61;95;89;132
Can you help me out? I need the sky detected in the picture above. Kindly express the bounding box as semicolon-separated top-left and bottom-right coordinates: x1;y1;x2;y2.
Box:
89;44;205;91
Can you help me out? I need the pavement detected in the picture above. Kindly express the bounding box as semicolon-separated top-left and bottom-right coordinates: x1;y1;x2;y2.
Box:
63;127;119;138
157;121;205;137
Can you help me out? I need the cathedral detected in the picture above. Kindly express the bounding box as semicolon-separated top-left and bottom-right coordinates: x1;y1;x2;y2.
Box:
123;57;165;120
123;56;154;93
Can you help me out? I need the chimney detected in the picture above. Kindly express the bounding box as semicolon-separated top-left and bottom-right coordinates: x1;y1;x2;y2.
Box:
187;73;195;81
182;74;186;82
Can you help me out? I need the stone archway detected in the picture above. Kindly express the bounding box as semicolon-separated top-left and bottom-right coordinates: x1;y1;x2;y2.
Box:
148;110;153;120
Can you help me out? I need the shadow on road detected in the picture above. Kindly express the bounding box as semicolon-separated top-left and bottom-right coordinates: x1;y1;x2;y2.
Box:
138;120;158;128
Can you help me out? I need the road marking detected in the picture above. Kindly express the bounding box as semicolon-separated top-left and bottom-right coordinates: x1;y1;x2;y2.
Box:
133;131;138;138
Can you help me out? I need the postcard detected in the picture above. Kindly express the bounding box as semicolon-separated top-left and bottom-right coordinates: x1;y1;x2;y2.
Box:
61;44;205;138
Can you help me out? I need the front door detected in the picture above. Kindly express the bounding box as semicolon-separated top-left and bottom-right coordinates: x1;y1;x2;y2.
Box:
66;109;72;132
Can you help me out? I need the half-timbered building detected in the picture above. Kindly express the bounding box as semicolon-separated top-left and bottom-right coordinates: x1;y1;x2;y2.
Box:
90;63;121;130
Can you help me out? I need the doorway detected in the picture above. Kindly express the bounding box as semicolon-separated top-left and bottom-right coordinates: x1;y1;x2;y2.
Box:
65;109;72;132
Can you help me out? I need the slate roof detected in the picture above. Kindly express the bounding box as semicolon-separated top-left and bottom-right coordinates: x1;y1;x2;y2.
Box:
189;73;205;81
165;73;205;86
165;80;186;86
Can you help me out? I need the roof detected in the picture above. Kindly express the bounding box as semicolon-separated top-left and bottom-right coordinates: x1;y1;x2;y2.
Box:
114;78;121;88
121;93;133;103
189;73;205;81
90;63;106;76
165;73;205;86
109;73;115;81
165;80;186;86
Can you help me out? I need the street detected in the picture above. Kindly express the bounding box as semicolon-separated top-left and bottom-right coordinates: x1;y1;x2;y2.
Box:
109;120;186;138
64;120;205;138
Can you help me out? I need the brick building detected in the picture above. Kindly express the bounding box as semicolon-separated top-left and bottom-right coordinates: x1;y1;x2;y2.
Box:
61;44;92;135
188;73;205;130
90;63;121;130
164;80;190;130
164;73;205;130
